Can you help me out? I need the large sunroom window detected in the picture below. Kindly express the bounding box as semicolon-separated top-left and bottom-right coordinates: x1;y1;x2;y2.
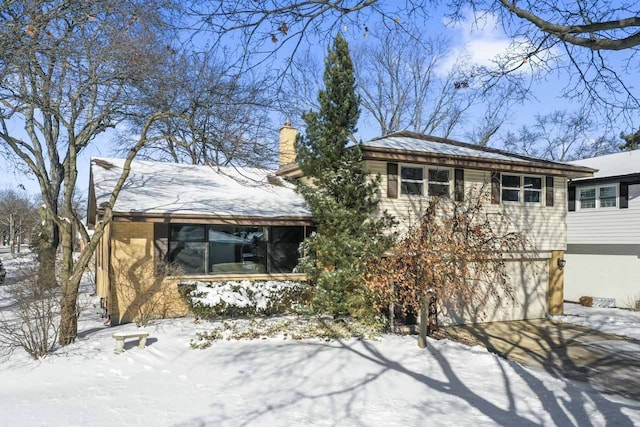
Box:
169;224;310;275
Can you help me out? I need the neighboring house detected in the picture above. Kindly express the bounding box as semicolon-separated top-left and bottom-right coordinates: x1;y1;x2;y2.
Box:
89;124;593;325
565;150;640;307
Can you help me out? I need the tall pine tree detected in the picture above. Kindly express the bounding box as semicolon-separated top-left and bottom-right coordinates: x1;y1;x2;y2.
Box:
296;33;396;319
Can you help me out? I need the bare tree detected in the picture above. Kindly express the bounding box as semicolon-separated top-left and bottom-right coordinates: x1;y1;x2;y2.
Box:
501;110;620;161
282;27;512;145
0;0;184;345
352;28;512;143
0;190;38;254
133;51;278;168
447;1;640;123
193;1;640;126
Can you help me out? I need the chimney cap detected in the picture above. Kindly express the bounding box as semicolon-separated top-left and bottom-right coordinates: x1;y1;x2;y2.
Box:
284;118;292;127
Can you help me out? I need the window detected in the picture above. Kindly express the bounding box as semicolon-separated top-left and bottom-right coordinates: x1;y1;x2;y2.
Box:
501;174;521;202
170;225;206;274
599;186;617;208
428;169;450;197
401;166;423;196
500;174;543;204
577;185;617;210
168;224;309;275
579;188;596;209
524;176;542;204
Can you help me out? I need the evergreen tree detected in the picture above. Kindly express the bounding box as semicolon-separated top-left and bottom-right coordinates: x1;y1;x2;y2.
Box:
296;33;396;319
620;130;640;151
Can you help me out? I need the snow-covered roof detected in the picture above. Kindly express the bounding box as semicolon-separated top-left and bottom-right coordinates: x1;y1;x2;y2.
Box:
364;134;525;162
569;150;640;181
91;158;310;218
361;132;594;177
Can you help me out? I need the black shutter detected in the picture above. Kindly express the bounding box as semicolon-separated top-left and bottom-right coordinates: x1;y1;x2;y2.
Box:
491;171;500;204
620;182;629;209
545;176;554;207
387;163;398;199
154;222;169;265
455;169;464;202
568;186;576;211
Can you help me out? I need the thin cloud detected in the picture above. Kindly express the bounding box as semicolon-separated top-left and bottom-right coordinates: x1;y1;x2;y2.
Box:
438;8;557;76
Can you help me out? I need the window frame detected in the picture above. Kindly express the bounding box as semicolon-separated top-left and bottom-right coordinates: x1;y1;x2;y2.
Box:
398;164;453;198
427;167;451;198
168;224;311;275
400;165;424;196
500;174;522;204
523;175;543;205
598;185;618;208
500;174;544;205
576;183;618;210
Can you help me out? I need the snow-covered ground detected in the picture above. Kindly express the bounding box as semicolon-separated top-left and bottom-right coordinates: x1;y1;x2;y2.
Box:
1;254;639;426
555;303;640;341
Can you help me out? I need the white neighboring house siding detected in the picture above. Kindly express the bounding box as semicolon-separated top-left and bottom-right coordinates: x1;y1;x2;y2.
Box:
365;160;568;325
565;183;640;306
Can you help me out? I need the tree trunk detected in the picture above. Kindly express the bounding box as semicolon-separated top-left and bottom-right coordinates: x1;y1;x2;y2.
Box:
58;222;79;345
37;208;58;289
9;213;14;254
16;218;21;253
418;294;428;348
427;293;438;336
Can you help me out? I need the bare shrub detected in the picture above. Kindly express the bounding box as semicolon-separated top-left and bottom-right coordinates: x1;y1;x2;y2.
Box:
579;296;594;307
367;185;527;347
623;294;640;311
0;266;60;359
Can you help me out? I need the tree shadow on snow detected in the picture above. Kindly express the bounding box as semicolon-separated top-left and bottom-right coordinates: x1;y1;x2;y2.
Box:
172;334;640;427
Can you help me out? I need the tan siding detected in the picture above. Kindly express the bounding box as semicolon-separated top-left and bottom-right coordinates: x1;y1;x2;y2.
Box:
367;160;567;252
109;222;188;324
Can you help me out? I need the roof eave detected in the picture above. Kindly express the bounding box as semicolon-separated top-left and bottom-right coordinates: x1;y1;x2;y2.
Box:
98;210;314;226
361;146;596;178
275;163;303;178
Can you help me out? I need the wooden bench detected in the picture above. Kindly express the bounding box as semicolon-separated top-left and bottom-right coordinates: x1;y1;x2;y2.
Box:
113;332;149;354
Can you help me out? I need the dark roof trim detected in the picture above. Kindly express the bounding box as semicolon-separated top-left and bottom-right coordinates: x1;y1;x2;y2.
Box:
569;172;640;187
108;211;314;226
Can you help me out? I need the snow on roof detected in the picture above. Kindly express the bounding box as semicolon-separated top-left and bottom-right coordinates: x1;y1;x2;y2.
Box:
569;150;640;181
91;158;310;218
363;132;536;163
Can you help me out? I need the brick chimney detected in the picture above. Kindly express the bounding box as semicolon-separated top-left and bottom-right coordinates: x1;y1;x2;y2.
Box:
279;119;297;167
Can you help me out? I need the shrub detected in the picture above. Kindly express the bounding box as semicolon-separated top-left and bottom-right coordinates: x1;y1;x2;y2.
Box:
180;280;310;320
623;293;640;311
0;265;60;359
579;296;593;307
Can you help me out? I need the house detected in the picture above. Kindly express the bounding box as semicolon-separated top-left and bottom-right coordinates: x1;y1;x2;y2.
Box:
88;149;313;324
565;150;640;308
89;124;594;325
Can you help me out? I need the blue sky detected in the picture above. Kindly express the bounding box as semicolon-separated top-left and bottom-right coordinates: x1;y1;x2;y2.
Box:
1;6;636;199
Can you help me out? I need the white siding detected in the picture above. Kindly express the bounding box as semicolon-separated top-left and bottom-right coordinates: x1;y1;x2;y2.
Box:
368;161;567;252
567;184;640;244
565;253;640;307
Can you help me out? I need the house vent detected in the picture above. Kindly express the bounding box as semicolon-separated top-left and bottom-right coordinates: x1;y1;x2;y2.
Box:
591;297;616;308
